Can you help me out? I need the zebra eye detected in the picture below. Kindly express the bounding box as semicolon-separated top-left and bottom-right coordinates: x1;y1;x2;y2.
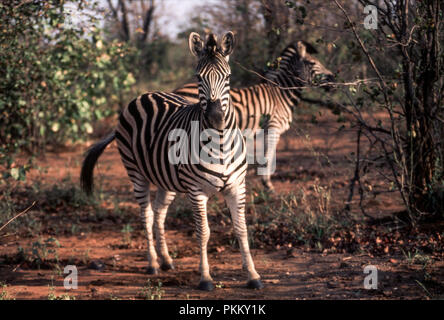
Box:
196;74;202;81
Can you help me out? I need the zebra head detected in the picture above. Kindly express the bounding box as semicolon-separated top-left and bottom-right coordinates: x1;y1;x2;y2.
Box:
277;41;334;90
189;32;234;130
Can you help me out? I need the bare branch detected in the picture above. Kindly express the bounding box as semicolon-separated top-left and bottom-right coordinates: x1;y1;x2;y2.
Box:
0;202;36;234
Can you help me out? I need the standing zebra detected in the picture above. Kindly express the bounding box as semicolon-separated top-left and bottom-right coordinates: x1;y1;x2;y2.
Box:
80;32;263;291
174;41;334;192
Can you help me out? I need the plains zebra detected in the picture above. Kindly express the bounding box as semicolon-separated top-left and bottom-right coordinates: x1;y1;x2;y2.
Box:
80;32;263;291
174;41;334;192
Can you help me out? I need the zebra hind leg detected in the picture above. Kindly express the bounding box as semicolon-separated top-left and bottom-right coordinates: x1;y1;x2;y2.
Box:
260;128;280;194
188;192;214;291
135;183;160;275
153;189;176;271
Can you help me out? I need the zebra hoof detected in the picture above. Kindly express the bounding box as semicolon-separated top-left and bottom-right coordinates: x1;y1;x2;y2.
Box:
161;262;175;271
197;281;215;291
247;279;264;290
146;266;159;275
261;180;275;194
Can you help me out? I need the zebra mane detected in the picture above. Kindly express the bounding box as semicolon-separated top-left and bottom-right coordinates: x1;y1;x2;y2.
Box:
264;40;319;83
283;41;318;58
205;33;218;54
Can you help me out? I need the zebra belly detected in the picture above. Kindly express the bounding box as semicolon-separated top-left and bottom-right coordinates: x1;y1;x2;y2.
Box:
177;161;246;195
117;148;246;196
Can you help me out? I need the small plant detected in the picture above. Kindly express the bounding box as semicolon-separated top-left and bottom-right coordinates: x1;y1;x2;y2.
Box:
121;223;134;246
170;246;179;259
138;280;164;300
252;189;272;205
47;278;75;300
53;264;63;277
250;188;340;250
112;197;124;216
41;178;95;210
70;223;81;235
313;183;331;216
82;249;91;266
47;287;75;300
401;249;431;267
0;282;14;300
31;237;61;268
13;238;62;269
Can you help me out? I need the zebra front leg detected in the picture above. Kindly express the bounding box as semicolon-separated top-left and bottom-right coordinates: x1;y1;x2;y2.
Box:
224;184;263;289
153;189;176;271
188;192;213;291
259;128;280;193
136;186;160;274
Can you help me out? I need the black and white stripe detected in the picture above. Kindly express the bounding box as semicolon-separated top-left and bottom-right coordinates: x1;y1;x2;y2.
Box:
81;32;263;291
174;41;334;192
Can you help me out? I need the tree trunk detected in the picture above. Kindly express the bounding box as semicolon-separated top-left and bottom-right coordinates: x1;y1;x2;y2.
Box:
137;0;155;46
408;0;441;217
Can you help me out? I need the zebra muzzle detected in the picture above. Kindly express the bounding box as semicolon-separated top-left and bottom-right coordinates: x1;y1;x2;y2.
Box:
204;100;225;130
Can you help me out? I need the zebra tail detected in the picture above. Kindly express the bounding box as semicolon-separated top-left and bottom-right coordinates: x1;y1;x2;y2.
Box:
80;131;116;196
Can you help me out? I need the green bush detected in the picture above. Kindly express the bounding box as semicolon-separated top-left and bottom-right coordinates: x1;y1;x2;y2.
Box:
0;0;136;181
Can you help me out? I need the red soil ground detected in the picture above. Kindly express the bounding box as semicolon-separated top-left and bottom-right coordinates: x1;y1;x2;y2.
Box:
1;110;442;300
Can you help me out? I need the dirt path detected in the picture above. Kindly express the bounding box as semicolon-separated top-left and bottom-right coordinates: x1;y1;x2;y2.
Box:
1;111;442;300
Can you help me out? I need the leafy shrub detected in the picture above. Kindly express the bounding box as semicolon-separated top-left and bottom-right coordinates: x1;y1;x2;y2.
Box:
0;0;137;181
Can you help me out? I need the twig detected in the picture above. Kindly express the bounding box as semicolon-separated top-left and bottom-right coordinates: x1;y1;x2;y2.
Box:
12;263;22;272
333;0;388;91
13;0;34;9
345;126;362;212
233;59;384;90
0;201;36;233
298;96;345;113
0;233;16;239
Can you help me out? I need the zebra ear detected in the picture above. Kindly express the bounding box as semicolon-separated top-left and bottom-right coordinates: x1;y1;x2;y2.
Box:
189;32;204;57
220;31;235;57
296;41;307;58
296;41;318;57
301;41;318;54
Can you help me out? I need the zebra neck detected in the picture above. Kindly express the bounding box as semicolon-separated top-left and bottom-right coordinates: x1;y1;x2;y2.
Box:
200;99;237;131
267;66;302;103
224;98;237;127
263;80;300;109
197;100;240;161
